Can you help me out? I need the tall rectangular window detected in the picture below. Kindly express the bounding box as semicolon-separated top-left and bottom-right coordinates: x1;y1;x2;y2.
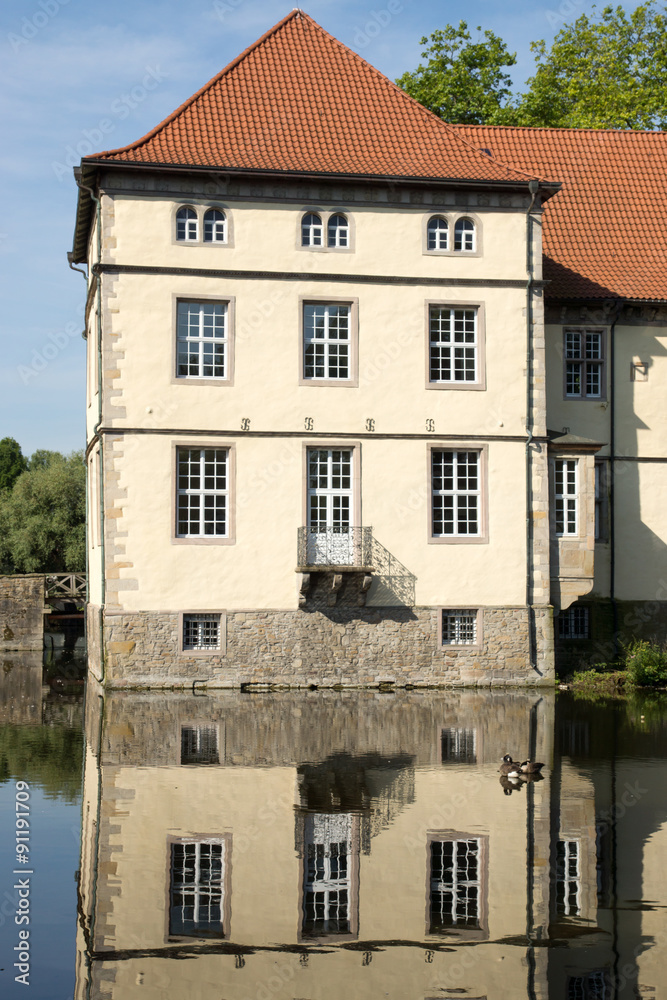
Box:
170;839;227;937
564;328;605;399
303;303;351;380
554;459;578;535
302;813;355;938
432;451;481;537
429;306;477;383
176;301;228;379
556;840;581;916
429;838;481;932
176;448;228;537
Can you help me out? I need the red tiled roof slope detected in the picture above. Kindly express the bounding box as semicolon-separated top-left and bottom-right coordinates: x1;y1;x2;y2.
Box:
453;125;667;301
86;11;539;186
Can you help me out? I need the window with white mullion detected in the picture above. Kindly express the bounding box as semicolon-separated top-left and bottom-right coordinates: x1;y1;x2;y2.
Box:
203;208;226;243
176;206;198;242
430;838;481;931
432;451;480;536
327;214;349;248
427;216;449;250
565;329;604;398
307;449;352;530
177;448;228;537
303;813;352;936
429;307;477;383
454;218;475;251
302;212;323;247
555;459;578;535
556;840;581;916
442;610;477;645
177;301;227;379
304;304;350;380
170;839;225;936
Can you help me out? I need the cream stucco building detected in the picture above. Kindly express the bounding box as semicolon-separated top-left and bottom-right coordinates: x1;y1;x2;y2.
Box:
70;11;665;687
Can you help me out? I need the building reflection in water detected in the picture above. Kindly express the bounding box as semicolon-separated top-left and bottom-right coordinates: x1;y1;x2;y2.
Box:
75;687;666;999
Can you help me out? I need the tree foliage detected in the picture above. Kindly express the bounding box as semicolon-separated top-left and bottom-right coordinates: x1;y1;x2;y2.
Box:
396;22;518;125
0;438;28;491
517;4;667;129
397;3;667;130
0;451;85;574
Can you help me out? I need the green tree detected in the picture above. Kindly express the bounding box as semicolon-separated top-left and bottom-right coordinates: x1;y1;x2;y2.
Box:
0;437;28;491
516;3;667;129
396;22;518;125
0;451;85;573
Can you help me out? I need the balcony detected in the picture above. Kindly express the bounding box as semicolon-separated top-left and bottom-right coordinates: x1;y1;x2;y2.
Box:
296;526;373;607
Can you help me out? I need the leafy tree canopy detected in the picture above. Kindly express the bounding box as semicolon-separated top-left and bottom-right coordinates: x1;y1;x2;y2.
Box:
0;451;85;574
396;22;518;125
0;437;28;491
397;3;667;130
517;3;667;129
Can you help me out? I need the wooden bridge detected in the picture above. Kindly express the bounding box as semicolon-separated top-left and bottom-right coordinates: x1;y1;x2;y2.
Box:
45;574;86;601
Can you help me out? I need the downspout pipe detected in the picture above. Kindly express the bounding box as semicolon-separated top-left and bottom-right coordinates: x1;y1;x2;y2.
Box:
609;302;624;660
75;174;105;683
525;180;540;671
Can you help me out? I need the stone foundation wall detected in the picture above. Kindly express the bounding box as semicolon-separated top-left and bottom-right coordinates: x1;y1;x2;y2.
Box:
0;575;45;652
95;599;555;688
555;598;667;674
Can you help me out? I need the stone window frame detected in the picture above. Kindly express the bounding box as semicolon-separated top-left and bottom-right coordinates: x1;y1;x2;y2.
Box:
295;811;361;945
425;300;487;391
427;442;489;544
180;722;221;763
437;608;484;651
297;208;355;253
562;326;607;401
172;202;234;248
422;211;483;258
171;441;236;546
178;611;227;656
552;457;580;537
298;297;360;387
425;831;489;941
301;441;363;532
172;294;236;387
165;833;232;942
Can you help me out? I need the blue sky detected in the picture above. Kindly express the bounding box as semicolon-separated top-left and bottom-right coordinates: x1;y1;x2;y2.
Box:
0;0;636;455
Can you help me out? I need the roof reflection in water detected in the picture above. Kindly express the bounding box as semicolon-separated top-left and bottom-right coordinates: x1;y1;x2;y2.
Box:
75;686;667;999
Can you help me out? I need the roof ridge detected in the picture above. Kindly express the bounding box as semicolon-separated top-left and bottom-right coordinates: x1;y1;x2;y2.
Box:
91;9;306;160
452;123;667;137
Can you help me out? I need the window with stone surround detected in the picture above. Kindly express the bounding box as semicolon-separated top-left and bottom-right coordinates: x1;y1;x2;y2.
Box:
558;606;589;639
203;208;226;243
440;610;479;646
441;727;477;763
454;217;475;251
176;448;229;538
182;614;221;651
302;302;356;382
429;836;482;932
431;450;483;538
327;213;349;248
301;212;323;247
564;328;606;399
175;204;231;246
176;205;198;241
176;300;229;380
429;306;478;384
427;215;449;250
554;458;578;535
180;724;220;763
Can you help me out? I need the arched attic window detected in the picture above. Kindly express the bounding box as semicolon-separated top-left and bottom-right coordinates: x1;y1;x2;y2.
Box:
327;214;349;248
203;209;226;243
176;206;198;242
301;212;323;247
427;216;449;251
454;218;475;252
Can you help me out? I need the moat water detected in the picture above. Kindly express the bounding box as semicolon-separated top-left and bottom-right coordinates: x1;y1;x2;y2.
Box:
2;654;667;999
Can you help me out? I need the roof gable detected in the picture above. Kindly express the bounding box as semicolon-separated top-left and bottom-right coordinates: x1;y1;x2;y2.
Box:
84;10;539;186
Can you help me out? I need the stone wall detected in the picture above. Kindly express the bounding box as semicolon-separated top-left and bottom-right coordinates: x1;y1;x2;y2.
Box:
0;575;45;652
555;598;667;675
96;597;554;688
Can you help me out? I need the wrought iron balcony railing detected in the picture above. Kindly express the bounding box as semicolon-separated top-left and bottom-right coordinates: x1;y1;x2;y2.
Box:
297;526;373;569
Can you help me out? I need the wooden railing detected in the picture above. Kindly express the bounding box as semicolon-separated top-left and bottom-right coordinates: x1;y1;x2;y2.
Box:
45;574;86;600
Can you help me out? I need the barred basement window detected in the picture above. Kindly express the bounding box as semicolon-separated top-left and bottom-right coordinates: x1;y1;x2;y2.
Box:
429;306;478;383
556;840;581;915
176;301;228;379
564;328;605;399
429;838;481;931
558;606;589;640
567;971;608;1000
170;839;227;937
181;725;219;764
177;448;228;537
432;451;481;537
554;458;578;535
183;614;221;650
441;728;477;763
441;610;478;646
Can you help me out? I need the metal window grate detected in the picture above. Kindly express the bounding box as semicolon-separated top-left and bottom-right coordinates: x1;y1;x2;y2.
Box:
441;610;478;645
441;727;477;763
558;607;589;640
180;725;219;764
183;614;220;650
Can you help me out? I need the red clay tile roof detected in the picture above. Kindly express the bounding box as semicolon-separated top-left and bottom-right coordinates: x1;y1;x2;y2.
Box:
453;124;667;301
85;10;540;187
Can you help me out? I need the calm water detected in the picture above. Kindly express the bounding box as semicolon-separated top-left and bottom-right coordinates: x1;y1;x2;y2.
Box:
2;661;667;1000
